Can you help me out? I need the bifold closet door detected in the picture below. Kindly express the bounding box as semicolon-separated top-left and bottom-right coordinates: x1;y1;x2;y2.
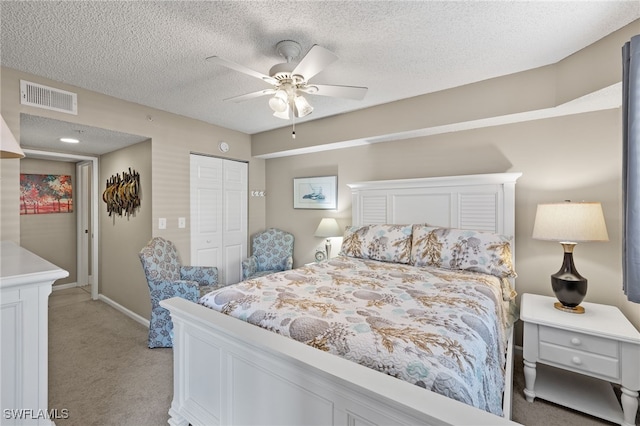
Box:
190;154;247;285
221;159;247;284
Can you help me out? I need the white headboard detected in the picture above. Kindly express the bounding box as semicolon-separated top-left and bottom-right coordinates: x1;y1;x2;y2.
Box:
347;172;522;239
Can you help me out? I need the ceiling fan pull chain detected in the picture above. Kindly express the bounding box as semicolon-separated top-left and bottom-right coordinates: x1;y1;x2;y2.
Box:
292;115;296;139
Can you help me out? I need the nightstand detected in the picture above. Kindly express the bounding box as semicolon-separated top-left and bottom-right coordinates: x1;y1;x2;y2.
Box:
521;293;640;426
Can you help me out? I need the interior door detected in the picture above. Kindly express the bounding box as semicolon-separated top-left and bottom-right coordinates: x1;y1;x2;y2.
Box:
221;159;247;284
76;161;91;288
190;155;247;285
190;155;223;269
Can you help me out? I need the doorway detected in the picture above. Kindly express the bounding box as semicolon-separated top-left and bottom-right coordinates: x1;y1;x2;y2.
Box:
22;149;99;300
76;160;93;297
19;113;149;299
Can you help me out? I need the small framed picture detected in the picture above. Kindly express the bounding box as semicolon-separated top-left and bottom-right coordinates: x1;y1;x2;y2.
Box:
293;176;338;210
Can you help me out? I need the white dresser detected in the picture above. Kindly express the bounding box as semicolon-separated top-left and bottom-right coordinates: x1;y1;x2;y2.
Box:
1;241;69;425
521;293;640;426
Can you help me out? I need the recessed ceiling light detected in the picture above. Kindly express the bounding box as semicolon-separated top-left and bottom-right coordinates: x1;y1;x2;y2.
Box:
60;137;79;143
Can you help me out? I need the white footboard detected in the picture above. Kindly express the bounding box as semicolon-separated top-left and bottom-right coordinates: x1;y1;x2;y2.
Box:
161;297;520;426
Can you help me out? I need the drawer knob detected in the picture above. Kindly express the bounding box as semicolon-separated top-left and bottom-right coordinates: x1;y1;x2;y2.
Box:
571;356;582;365
570;337;582;346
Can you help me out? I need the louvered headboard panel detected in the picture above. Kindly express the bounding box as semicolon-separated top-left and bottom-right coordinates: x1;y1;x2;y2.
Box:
347;173;521;238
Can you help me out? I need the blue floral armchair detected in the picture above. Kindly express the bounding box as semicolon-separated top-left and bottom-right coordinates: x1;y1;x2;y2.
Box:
139;237;219;348
242;228;294;280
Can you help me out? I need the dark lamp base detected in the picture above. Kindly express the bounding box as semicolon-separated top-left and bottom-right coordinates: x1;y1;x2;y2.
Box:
553;302;585;314
551;244;587;314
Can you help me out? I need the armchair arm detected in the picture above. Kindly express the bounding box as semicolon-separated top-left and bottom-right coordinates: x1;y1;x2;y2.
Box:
180;265;218;286
242;256;258;280
284;256;293;271
148;279;199;304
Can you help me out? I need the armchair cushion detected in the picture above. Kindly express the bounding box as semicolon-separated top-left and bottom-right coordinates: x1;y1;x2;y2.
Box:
242;228;294;280
139;237;220;348
180;265;218;286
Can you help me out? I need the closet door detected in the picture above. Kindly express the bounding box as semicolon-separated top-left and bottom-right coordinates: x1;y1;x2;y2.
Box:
190;154;247;285
191;155;223;269
221;160;247;285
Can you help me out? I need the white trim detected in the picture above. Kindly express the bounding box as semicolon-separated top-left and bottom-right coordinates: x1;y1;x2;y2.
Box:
76;161;91;291
52;282;78;291
98;294;150;328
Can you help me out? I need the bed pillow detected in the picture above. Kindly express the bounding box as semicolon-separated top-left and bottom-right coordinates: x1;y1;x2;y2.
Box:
410;225;517;278
340;224;413;264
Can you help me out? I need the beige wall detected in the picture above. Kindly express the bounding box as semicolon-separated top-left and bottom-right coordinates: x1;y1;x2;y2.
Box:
264;109;630;342
256;20;640;335
1;67;263;320
100;140;152;317
20;158;76;286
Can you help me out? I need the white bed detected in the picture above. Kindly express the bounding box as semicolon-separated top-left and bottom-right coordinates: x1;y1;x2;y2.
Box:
161;172;523;426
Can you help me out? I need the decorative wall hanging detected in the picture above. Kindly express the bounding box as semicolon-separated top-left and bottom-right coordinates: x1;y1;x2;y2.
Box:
103;168;140;217
293;176;337;209
20;174;73;215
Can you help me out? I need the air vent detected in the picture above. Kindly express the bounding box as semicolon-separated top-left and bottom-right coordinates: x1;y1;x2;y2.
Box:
20;80;77;115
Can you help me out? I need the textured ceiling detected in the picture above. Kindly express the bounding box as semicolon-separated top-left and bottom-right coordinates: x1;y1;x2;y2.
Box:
20;114;149;157
1;1;639;154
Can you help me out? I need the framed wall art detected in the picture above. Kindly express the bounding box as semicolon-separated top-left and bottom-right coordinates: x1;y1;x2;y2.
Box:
20;174;73;215
293;176;338;210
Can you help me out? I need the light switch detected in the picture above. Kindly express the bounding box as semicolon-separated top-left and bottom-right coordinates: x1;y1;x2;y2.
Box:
178;217;186;228
159;218;166;229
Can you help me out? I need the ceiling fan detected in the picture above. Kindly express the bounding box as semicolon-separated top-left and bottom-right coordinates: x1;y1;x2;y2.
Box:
206;40;368;122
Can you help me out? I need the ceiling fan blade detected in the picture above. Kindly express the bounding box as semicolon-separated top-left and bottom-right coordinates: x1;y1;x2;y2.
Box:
206;56;277;85
224;89;275;103
292;45;338;81
305;84;368;100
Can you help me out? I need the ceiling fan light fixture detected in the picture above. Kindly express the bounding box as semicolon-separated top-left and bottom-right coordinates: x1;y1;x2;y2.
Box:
273;105;290;120
293;95;313;118
268;90;289;113
208;40;367;128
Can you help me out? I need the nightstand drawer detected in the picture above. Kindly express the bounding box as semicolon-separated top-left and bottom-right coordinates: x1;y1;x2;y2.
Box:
539;326;618;357
539;341;620;381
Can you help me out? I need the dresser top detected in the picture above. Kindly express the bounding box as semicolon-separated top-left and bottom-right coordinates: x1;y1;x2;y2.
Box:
520;293;640;343
0;240;68;289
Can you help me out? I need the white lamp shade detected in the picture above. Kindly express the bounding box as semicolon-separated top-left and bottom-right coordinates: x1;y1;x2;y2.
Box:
1;115;25;159
293;95;313;118
273;105;290;120
269;90;289;113
314;218;342;238
532;202;609;243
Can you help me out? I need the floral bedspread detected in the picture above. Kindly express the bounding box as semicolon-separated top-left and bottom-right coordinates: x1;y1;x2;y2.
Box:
198;256;517;416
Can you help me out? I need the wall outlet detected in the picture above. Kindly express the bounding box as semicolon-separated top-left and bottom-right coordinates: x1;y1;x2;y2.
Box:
158;218;166;229
178;217;186;228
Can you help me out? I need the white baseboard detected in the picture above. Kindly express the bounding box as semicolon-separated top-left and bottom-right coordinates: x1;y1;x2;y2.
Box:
52;282;78;291
98;294;150;328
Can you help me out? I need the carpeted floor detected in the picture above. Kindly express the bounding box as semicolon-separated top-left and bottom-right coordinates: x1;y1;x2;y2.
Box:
48;288;629;426
49;291;171;426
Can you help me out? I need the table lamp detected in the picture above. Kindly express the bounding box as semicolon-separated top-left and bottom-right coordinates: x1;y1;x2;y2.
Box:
314;218;342;258
532;201;609;313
